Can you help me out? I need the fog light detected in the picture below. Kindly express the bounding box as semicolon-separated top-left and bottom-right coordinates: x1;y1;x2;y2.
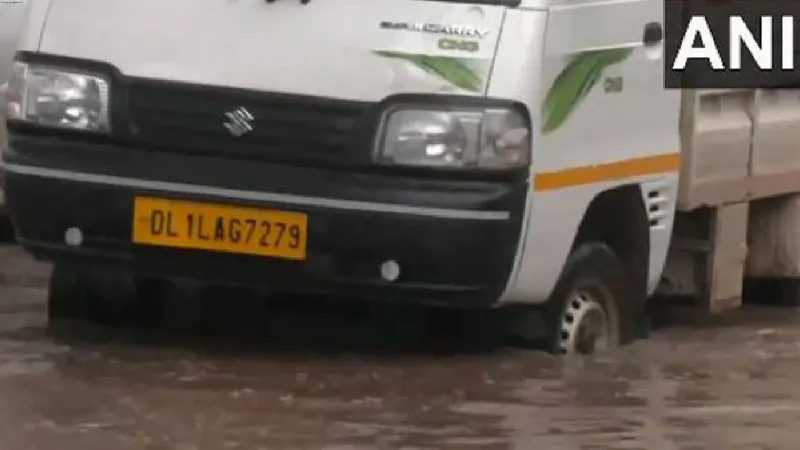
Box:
380;260;401;282
64;227;83;247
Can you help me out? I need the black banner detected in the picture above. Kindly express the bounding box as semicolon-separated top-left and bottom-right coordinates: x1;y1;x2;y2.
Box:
665;0;800;88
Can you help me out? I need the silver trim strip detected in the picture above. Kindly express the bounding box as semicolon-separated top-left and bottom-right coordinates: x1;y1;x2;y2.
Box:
2;163;511;221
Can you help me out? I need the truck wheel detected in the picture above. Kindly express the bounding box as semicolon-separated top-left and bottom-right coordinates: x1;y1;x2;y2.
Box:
545;243;635;355
48;265;162;328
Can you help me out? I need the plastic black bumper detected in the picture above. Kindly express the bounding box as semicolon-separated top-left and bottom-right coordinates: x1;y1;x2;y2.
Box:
3;134;528;308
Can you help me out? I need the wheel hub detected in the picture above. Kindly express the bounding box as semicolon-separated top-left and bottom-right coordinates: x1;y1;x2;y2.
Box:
558;291;610;355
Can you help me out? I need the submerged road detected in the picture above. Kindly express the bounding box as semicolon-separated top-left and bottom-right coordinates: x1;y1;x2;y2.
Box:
0;244;800;449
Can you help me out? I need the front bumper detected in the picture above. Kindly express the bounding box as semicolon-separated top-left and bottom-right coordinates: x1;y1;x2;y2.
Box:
3;133;528;308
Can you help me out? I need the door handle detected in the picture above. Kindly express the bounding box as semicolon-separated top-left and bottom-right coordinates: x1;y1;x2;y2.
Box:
643;22;664;46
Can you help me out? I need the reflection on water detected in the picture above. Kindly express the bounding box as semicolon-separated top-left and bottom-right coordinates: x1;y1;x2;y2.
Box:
0;259;800;448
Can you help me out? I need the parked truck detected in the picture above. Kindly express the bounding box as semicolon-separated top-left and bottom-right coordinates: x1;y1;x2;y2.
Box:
1;0;796;355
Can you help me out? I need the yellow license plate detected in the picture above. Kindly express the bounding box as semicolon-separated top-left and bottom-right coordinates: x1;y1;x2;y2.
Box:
132;196;308;260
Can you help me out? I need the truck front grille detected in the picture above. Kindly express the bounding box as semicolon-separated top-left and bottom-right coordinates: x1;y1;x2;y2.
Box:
125;79;374;167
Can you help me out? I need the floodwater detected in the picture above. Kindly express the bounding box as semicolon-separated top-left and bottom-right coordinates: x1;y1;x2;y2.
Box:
1;244;800;449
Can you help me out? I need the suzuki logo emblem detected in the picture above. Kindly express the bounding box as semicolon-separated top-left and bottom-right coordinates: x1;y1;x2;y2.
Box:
223;107;254;137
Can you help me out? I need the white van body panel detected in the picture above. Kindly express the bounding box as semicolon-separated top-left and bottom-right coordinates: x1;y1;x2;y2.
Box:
0;0;31;84
33;0;507;101
9;0;50;54
498;0;680;304
484;8;545;303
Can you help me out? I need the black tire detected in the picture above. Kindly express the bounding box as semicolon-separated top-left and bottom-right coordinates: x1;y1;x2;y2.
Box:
48;265;92;322
543;243;638;355
48;264;163;328
0;216;14;243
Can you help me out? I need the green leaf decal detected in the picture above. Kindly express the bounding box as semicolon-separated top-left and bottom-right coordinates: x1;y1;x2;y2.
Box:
374;50;484;93
542;48;633;135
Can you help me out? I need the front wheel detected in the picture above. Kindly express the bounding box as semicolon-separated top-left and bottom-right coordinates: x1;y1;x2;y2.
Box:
48;264;163;328
544;243;637;355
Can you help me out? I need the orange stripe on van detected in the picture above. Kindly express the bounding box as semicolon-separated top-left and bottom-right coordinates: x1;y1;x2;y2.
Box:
533;153;681;192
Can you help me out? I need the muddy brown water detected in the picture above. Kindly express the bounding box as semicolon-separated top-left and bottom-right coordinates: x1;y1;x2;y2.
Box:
1;245;800;449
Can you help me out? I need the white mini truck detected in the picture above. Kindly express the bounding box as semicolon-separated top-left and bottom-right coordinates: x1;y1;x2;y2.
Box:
2;0;798;354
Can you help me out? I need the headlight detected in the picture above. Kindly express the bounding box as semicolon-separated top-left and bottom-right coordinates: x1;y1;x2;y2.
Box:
4;61;110;133
376;106;530;170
